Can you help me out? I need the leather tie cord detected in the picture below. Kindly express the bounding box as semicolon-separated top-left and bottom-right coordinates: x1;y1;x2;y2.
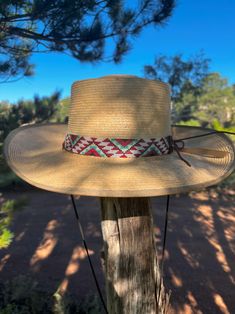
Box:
69;129;234;311
71;193;171;312
174;129;235;141
172;129;235;167
157;128;235;302
158;195;170;303
172;139;192;167
70;195;108;314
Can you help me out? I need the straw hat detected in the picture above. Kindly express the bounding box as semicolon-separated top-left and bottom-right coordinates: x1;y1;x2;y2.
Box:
3;75;235;197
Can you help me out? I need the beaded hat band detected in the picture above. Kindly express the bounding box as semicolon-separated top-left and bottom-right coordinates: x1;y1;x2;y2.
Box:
63;134;171;158
3;75;235;197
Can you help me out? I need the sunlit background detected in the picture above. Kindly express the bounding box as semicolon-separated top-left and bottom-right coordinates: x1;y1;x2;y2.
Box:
1;0;235;102
0;1;235;313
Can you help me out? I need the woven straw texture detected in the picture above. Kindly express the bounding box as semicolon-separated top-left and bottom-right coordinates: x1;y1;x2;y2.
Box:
3;75;235;197
4;123;235;197
69;76;171;138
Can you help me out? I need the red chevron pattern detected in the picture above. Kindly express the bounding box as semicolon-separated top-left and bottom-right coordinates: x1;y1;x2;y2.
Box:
63;134;170;158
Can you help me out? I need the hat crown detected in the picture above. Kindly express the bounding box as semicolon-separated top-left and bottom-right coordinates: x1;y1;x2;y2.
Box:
68;75;171;138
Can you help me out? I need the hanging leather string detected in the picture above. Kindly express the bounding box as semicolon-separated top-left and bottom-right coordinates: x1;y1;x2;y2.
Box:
69;128;234;312
70;194;171;313
172;139;192;167
161;195;170;273
70;195;108;314
171;129;235;167
157;195;170;303
174;129;235;142
71;193;171;312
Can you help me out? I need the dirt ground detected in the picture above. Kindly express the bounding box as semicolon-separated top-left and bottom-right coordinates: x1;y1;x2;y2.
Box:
0;187;235;314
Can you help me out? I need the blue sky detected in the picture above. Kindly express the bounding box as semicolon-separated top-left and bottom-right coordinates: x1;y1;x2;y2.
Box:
1;0;235;103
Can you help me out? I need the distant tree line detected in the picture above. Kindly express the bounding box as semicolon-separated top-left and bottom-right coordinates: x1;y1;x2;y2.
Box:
1;52;235;250
144;52;235;131
1;52;234;149
0;92;61;142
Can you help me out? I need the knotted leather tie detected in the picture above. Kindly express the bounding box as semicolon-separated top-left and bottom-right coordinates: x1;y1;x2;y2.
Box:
70;129;235;314
171;130;234;167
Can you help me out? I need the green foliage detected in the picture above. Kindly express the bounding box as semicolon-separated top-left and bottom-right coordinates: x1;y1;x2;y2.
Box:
0;276;102;314
144;53;235;190
0;92;61;187
175;73;235;128
176;119;201;127
211;119;235;133
144;51;210;102
0;0;176;81
55;98;70;122
0;92;60;142
0;276;52;314
0;228;13;249
0;150;21;188
0;196;27;249
194;73;235;128
78;294;103;314
144;53;235;130
221;172;235;190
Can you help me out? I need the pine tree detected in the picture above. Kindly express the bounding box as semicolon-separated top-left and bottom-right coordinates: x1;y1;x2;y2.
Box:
0;0;175;82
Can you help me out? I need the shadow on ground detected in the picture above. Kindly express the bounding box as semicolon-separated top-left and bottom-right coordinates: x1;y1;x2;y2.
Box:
0;187;234;314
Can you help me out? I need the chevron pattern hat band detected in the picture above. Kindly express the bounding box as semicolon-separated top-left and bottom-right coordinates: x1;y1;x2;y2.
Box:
3;75;235;197
63;133;171;158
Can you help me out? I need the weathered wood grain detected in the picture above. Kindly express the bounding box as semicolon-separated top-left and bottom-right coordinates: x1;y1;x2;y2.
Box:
100;197;170;314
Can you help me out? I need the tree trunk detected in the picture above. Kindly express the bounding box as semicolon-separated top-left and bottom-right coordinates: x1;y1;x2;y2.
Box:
100;197;170;314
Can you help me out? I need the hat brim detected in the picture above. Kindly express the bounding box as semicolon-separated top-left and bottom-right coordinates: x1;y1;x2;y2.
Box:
3;123;235;197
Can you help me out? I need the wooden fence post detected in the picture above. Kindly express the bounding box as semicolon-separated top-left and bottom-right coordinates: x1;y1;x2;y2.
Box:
100;197;170;314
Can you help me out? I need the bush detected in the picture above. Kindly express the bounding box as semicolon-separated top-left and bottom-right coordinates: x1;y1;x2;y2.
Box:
0;196;27;249
0;276;103;314
0;276;51;314
0;141;22;189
